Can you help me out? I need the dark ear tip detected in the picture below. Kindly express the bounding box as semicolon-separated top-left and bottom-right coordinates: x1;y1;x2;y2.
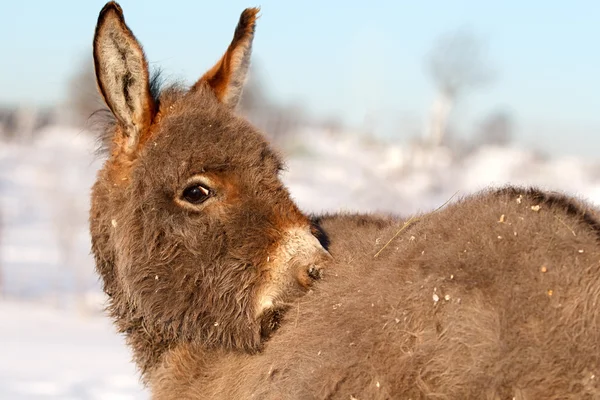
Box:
234;7;260;40
99;1;124;21
240;7;261;25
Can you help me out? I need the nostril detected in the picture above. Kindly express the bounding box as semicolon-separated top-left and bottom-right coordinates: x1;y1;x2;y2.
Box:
308;246;333;279
307;265;323;280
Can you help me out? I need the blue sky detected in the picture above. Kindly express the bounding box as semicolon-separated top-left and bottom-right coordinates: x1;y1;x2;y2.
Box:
1;1;599;157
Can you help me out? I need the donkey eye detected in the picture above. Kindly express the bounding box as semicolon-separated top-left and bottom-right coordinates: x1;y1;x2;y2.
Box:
182;184;212;205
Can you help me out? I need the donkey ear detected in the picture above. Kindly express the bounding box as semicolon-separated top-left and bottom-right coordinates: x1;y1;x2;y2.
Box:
93;2;156;152
192;8;259;109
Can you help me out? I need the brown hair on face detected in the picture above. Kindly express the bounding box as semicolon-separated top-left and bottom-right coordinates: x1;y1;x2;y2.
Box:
150;187;600;399
89;3;600;398
90;2;330;380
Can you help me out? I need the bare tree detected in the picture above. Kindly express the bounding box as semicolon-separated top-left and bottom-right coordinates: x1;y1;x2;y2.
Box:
0;211;3;299
66;56;309;144
67;55;105;129
425;29;495;146
238;65;306;146
239;66;269;119
476;111;513;147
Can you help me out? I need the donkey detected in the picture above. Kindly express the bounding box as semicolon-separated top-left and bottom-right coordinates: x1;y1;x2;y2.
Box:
89;2;600;399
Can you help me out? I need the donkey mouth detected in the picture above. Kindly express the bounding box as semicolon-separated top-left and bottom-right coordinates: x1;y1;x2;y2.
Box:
254;227;332;323
259;252;331;340
259;304;287;340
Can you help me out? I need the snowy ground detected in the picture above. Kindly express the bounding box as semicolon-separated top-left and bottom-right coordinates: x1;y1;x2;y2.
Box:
283;129;600;215
0;300;147;400
2;125;600;399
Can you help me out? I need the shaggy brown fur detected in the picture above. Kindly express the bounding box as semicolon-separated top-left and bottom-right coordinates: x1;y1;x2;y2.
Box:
89;3;600;399
149;188;600;399
90;2;330;380
192;8;260;107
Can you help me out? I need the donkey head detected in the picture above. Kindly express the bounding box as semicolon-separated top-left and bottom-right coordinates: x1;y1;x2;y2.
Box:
89;2;330;353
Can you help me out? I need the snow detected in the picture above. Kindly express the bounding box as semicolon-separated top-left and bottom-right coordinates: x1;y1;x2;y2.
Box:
0;300;147;400
283;129;600;215
2;125;600;399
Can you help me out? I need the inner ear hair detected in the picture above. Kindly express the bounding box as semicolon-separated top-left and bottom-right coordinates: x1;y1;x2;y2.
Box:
93;2;155;151
192;7;260;109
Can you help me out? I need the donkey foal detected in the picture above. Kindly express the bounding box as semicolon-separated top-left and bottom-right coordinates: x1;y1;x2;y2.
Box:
88;2;600;399
90;1;329;379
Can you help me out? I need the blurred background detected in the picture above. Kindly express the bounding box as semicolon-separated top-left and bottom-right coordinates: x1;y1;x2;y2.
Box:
1;1;599;398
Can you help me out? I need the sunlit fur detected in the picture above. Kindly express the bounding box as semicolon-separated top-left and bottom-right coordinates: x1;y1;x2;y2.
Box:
90;2;329;381
192;8;259;108
90;3;600;399
150;188;600;399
